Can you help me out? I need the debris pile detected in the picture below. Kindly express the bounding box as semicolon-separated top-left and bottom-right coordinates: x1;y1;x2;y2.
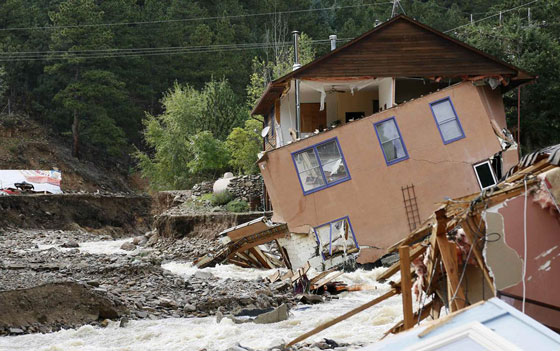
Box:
195;217;291;269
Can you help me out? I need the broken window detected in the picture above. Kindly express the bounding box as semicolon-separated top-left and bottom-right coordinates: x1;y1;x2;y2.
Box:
430;97;465;144
292;138;350;194
314;216;359;261
473;160;498;190
374;117;409;165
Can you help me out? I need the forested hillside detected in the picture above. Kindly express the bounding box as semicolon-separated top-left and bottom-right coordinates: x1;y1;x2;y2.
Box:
0;0;558;189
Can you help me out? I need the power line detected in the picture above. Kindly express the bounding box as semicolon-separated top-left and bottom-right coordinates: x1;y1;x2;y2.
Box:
444;0;541;33
0;39;353;62
0;2;392;32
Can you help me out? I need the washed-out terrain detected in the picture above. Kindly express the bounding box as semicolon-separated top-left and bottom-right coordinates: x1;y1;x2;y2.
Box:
0;191;404;351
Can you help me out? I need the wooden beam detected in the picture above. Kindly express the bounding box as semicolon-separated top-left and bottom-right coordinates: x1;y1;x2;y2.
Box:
436;230;466;311
378;244;427;281
275;239;292;270
461;217;496;296
286;288;398;347
399;246;414;330
249;247;272;269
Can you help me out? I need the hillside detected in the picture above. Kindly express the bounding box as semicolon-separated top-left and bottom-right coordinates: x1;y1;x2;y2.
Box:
0;114;141;193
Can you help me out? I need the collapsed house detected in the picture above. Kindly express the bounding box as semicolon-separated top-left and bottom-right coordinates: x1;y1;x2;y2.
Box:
251;15;535;267
286;145;560;347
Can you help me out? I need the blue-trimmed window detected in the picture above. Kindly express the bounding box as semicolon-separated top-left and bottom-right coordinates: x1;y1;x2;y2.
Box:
430;97;465;144
292;138;350;195
374;117;409;165
313;216;359;260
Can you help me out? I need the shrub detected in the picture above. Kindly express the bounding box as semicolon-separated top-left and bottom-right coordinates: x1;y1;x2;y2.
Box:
226;199;249;213
211;191;233;206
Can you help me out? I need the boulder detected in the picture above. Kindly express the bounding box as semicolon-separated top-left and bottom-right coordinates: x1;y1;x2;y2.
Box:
253;304;289;324
120;242;136;251
0;282;127;331
61;240;79;248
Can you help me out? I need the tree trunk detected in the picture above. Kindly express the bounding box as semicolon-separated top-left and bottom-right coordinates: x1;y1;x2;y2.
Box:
72;109;79;158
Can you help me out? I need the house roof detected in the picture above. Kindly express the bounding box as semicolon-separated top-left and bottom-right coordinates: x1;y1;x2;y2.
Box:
359;298;560;351
252;15;535;116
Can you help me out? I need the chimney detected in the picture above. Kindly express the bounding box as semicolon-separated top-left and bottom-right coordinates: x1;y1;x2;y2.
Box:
329;35;337;51
292;31;301;71
292;30;301;138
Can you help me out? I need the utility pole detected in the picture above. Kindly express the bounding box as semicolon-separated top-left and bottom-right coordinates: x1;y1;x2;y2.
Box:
391;0;405;17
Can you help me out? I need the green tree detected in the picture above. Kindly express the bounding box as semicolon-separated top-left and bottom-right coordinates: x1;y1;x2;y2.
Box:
187;131;230;177
136;78;244;189
226;118;262;175
456;14;560;151
46;0;128;157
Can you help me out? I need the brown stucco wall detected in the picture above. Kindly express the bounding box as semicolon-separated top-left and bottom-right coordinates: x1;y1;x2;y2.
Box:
497;195;560;331
259;82;511;263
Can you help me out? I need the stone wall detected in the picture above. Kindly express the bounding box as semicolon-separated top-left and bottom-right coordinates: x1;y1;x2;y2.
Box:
227;175;263;202
191;175;263;202
191;181;213;196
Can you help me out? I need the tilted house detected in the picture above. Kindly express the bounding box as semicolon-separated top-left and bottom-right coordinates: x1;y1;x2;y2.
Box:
252;15;534;266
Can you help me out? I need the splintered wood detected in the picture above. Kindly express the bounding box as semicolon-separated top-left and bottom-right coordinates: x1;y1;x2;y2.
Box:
194;217;290;269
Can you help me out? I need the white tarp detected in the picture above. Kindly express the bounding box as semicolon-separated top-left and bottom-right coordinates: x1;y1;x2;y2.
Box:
0;170;62;193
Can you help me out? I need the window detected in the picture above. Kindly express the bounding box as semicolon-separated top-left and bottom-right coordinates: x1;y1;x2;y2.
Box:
292;138;350;195
345;112;365;123
473;161;498;190
314;216;359;260
430;97;465;144
374;117;409;165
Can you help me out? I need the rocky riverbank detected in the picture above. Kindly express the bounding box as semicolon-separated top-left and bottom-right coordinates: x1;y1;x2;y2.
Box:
0;227;297;337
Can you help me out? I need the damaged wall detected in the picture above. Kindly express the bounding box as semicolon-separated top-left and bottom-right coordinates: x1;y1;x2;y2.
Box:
485;193;560;331
260;82;512;263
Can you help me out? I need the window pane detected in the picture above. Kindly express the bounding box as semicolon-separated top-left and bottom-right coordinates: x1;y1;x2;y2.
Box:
321;159;348;184
440;120;463;141
382;139;406;162
375;120;399;143
432;100;456;124
475;163;496;188
316;140;342;165
294;149;320;172
315;224;330;246
298;167;326;192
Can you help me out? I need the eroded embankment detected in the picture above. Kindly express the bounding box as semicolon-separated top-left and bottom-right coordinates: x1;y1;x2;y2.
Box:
0;194;152;235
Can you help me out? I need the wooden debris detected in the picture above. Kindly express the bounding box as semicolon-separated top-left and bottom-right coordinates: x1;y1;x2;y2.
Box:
399;246;414;330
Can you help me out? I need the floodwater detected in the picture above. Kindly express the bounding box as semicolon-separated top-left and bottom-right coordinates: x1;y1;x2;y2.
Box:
1;239;408;351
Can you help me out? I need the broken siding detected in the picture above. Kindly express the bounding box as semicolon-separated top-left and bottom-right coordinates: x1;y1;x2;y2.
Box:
260;82;509;263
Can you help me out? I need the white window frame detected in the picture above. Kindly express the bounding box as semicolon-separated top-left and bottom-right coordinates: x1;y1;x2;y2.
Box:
473;160;498;190
405;322;522;351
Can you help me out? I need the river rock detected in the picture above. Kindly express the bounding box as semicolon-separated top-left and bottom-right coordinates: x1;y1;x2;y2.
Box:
61;240;79;248
120;242;136;251
253;304;289;324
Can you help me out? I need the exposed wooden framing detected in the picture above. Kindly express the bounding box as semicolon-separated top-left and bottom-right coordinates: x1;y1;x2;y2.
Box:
378;243;427;281
228;257;252;268
237;252;262;268
275;239;292;270
424;224;441;291
461;217;496;296
286;288;398;347
249;247;272;269
435;212;466;311
399;246;414;330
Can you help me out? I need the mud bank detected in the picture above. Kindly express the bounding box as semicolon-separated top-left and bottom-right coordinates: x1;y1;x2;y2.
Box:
0;194;152;235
